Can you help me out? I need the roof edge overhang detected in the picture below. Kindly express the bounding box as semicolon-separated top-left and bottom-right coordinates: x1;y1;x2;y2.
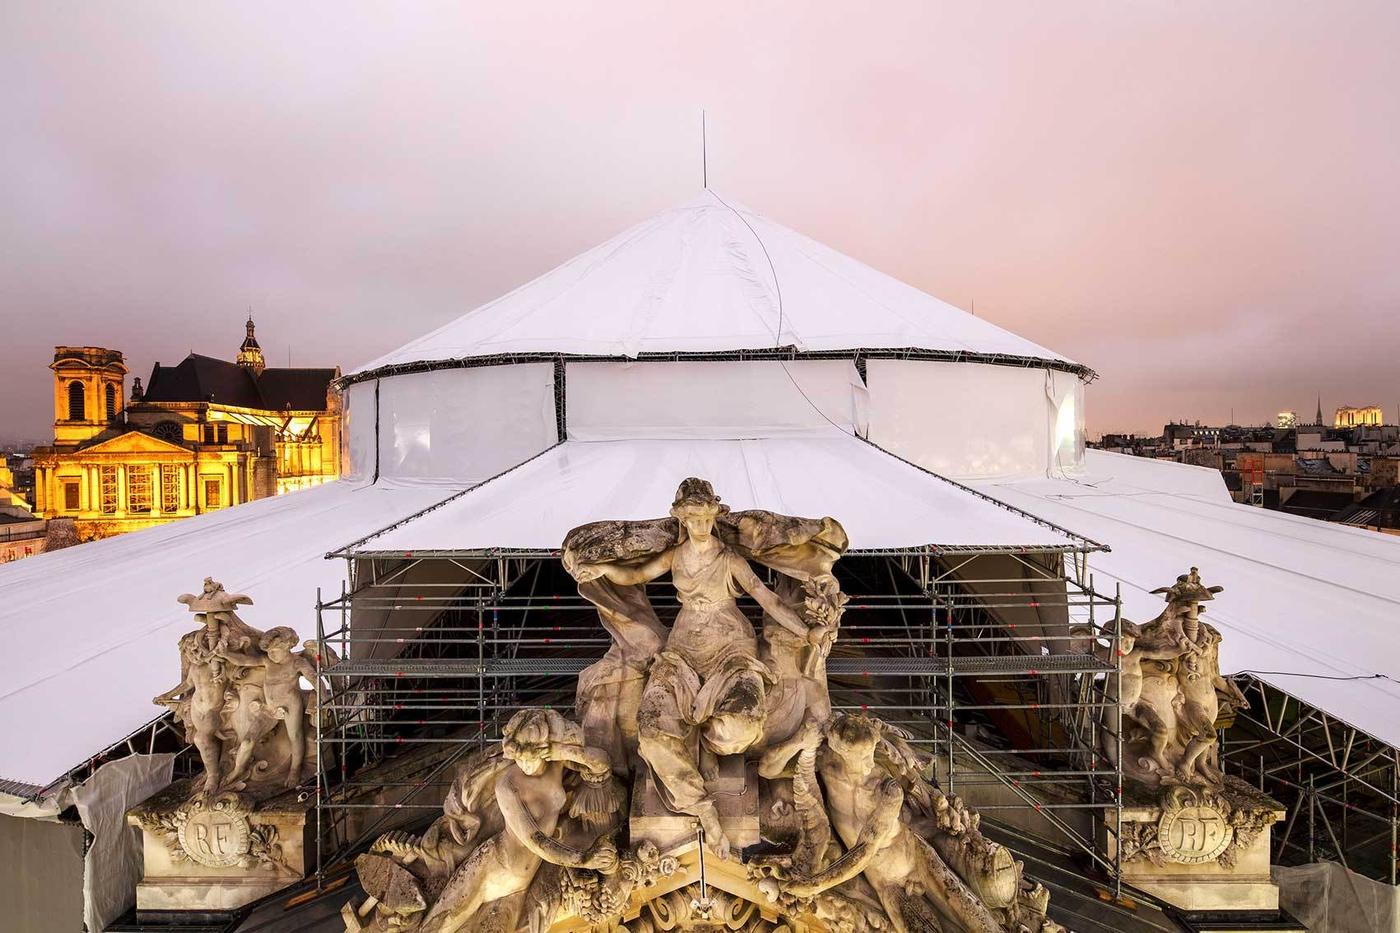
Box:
333;542;1094;560
0;777;46;799
337;347;1098;390
325;437;1111;560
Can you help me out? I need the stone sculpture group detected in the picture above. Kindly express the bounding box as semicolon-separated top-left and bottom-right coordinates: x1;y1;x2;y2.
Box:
1078;568;1283;907
344;479;1065;933
121;481;1285;923
129;578;328;898
154;577;324;800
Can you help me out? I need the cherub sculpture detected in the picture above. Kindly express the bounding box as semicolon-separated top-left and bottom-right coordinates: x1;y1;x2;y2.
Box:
756;713;1021;933
1086;618;1195;781
214;626;319;788
154;630;233;795
350;709;622;933
1158;569;1247;788
1123;568;1242;791
760;574;849;751
153;579;320;798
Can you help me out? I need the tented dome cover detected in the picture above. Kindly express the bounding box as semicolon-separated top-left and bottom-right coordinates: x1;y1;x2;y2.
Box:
350;191;1084;377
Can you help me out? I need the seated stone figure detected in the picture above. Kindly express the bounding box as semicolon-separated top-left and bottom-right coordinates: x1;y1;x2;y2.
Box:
756;713;1061;933
350;709;621;933
567;479;837;860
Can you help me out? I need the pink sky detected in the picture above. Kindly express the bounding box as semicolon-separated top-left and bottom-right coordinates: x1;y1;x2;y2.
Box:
2;2;1398;439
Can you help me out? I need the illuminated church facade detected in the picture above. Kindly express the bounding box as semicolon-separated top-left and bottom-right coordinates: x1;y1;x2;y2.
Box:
30;319;342;540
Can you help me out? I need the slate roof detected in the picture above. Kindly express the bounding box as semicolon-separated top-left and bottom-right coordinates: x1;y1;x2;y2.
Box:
1333;487;1400;530
257;367;337;410
1277;489;1356;520
142;354;334;411
1294;457;1343;476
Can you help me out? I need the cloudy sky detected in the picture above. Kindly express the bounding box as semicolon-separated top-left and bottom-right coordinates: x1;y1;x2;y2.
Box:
3;2;1398;440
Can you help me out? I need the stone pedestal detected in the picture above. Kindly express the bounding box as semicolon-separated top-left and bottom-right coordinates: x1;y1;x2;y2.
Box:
1105;779;1285;912
629;756;760;853
127;779;311;912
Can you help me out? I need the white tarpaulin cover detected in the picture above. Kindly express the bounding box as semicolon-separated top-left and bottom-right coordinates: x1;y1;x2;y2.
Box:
565;360;869;440
866;360;1084;479
342;379;378;480
0;479;461;790
374;364;556;480
977;449;1400;748
1274;861;1400;933
342;434;1083;556
351;191;1078;372
73;754;175;932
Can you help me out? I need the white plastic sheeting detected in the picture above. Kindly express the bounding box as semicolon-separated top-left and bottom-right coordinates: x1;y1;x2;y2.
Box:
352;192;1077;371
866;360;1084;480
1274;861;1400;933
1;754;174;932
342;379;378;480
0;479;462;790
345;434;1081;555
375;364;556;481
977;449;1400;748
565;360;869;440
73;755;175;932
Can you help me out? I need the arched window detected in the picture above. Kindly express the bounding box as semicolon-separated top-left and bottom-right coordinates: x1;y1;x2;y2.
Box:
67;381;85;421
153;421;182;442
105;383;117;421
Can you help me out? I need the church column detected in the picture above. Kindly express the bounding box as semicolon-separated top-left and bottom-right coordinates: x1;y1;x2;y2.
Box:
150;464;160;515
115;463;127;517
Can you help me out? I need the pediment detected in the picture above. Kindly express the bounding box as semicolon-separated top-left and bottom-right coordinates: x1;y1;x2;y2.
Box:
80;430;192;457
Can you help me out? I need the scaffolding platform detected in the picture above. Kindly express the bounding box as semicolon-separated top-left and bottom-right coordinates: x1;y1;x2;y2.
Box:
312;549;1129;893
326;652;1116;679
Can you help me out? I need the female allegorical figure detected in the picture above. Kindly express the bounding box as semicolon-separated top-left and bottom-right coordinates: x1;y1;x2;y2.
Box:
568;479;831;858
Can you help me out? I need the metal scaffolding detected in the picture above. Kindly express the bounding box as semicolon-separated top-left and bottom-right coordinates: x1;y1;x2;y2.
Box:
311;544;1129;894
1222;675;1400;884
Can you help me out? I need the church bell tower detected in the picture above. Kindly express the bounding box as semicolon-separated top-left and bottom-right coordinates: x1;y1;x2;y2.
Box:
50;346;127;445
237;315;266;376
